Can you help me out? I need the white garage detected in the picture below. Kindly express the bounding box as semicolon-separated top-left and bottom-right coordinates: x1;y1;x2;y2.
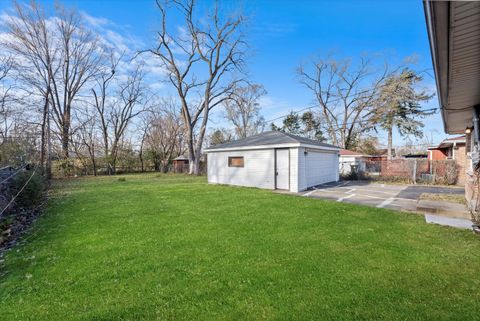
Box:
205;131;340;193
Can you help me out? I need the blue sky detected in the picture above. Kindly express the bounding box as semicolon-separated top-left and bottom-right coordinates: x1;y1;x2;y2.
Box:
0;0;448;147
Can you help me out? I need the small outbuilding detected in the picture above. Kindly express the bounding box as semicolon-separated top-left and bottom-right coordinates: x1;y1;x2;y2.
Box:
173;155;189;173
204;131;340;193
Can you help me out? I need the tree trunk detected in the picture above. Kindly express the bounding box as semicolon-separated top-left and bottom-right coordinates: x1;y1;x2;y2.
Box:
139;149;144;172
92;158;97;176
61;122;70;176
40;99;47;175
90;147;97;176
46;106;52;179
387;126;393;160
41;91;52;179
186;127;196;175
191;156;200;175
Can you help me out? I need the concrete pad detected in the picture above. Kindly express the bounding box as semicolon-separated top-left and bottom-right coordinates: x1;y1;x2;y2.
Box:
425;214;472;230
301;182;470;223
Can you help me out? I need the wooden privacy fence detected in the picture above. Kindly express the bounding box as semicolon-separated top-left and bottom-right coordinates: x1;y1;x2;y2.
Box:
361;159;459;185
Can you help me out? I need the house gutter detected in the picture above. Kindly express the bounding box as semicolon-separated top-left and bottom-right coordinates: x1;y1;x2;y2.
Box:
423;0;449;133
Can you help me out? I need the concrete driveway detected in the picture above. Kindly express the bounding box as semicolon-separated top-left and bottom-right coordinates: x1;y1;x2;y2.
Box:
302;180;467;219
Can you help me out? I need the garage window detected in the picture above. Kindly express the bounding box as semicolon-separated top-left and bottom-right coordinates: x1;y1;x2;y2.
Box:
228;156;244;167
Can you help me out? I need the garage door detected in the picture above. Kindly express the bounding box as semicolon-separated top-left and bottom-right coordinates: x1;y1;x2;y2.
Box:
306;151;338;187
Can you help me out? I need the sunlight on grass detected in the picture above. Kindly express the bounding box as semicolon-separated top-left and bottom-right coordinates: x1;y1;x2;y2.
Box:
0;173;479;320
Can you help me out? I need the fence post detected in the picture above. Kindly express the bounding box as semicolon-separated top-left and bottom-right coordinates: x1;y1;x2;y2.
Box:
412;160;417;184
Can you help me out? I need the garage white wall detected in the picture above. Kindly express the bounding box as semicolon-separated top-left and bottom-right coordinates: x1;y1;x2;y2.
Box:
289;148;300;192
207;146;339;193
298;148;339;191
297;147;307;192
207;149;276;189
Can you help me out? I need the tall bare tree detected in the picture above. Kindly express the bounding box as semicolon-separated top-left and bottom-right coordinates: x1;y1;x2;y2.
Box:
297;56;391;149
48;5;102;162
91;53;119;174
3;1;103;175
224;83;266;138
92;63;147;174
146;0;246;174
2;1;55;176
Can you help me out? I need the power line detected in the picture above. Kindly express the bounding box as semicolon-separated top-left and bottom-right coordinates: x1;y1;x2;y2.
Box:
264;79;438;124
0;163;39;218
266;107;438;127
0;164;28;185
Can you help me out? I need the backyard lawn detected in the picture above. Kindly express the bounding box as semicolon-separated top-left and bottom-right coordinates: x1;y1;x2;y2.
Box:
1;173;480;321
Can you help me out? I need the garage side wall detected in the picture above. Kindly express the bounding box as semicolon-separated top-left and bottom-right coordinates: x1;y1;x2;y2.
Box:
207;149;275;189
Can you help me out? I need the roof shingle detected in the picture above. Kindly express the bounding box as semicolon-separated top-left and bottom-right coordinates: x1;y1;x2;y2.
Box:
205;131;339;150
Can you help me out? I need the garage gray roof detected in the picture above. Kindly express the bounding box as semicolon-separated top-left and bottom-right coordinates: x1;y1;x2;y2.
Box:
206;131;339;150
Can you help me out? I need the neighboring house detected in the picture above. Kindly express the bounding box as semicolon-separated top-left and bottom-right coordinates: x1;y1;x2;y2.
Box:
339;149;368;175
367;148;395;161
424;1;480;205
428;136;466;184
204;131;340;193
427;136;466;161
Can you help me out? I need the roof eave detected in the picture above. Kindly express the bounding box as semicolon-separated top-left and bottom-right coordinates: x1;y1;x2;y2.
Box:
204;143;340;153
424;0;450;133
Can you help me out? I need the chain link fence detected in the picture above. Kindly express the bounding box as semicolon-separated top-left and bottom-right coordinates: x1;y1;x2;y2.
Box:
341;158;459;185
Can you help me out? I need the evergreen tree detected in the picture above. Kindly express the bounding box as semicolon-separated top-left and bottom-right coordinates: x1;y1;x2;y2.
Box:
373;69;433;159
270;111;324;141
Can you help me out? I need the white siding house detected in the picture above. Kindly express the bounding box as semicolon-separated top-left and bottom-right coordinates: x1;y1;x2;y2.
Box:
339;149;368;175
205;131;340;193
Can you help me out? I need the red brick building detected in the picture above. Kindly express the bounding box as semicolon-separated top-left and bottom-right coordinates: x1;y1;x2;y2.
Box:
427;136;466;184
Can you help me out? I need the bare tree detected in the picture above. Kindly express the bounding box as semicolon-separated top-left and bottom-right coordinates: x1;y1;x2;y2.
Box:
91;53;119;175
48;5;103;163
3;1;103;176
145;0;246;174
297;56;391;149
92;63;146;174
0;56;16;144
224;83;266;138
2;1;55;176
73;109;99;175
144;101;184;172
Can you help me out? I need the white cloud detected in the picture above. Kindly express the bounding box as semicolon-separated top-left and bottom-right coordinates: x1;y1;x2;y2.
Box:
257;95;299;125
80;11;112;28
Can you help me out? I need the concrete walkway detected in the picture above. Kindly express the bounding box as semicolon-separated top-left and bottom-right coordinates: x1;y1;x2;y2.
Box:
425;214;472;230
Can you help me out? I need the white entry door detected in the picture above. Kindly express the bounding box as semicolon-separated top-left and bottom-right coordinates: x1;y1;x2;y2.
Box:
275;149;289;190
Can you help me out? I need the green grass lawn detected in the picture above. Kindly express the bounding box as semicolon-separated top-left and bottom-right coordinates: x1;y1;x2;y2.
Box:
1;174;479;321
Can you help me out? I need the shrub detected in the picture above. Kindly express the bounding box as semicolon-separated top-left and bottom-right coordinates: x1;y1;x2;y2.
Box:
10;169;46;208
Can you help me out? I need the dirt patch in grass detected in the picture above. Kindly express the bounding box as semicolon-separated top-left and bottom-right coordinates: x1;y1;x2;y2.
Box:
420;192;466;205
